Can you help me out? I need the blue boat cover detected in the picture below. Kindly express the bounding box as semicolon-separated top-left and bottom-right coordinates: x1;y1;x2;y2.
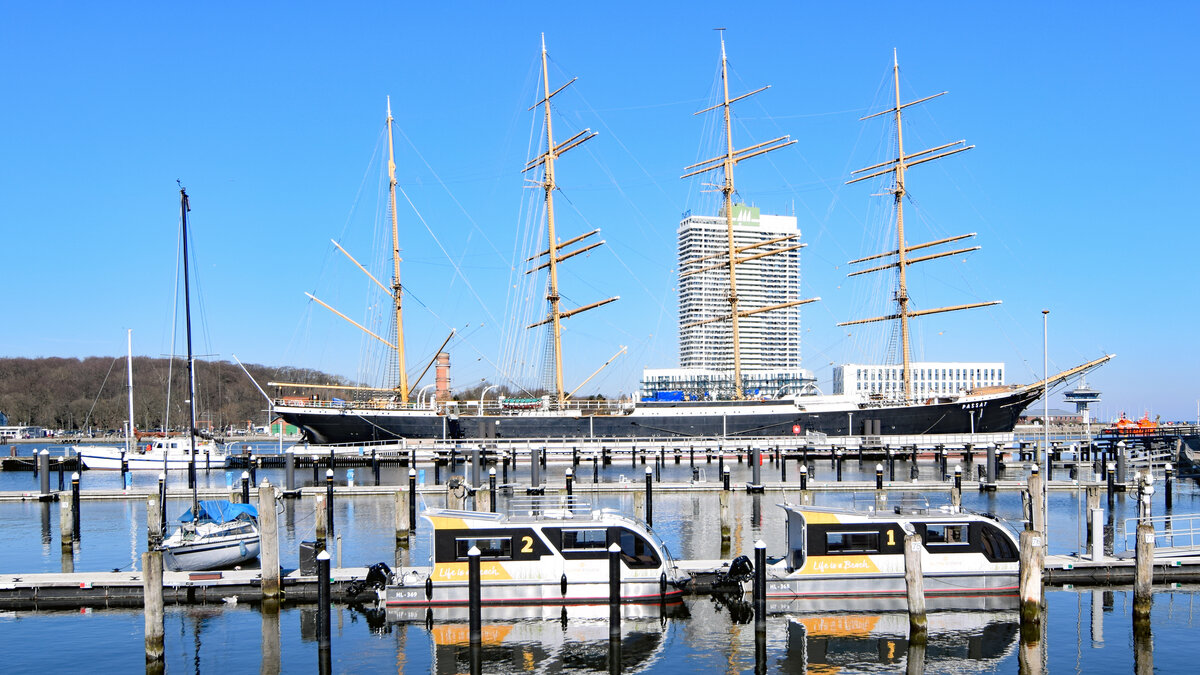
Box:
178;500;258;523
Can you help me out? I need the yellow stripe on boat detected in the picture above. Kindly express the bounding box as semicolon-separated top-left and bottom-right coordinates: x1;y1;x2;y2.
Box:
426;516;469;529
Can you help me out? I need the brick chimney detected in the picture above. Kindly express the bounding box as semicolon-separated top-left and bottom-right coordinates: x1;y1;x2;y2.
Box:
435;352;451;401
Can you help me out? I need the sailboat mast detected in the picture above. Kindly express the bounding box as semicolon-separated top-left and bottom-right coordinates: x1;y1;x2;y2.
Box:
180;187;199;515
125;329;134;455
890;50;913;401
539;36;567;407
386;98;410;403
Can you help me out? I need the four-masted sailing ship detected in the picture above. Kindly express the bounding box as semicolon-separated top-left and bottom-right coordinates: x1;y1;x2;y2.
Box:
272;37;1110;444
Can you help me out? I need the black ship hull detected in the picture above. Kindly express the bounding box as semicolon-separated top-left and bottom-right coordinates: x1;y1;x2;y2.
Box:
276;387;1042;445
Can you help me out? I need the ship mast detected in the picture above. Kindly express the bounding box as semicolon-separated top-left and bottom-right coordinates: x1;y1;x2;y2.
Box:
841;50;998;401
386;97;410;403
680;30;815;399
524;35;617;407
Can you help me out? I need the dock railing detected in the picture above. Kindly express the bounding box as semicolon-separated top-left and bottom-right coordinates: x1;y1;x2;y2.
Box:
505;496;592;521
1123;513;1200;556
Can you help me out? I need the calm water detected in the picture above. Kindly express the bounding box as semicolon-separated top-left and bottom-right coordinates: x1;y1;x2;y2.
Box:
3;442;1198;673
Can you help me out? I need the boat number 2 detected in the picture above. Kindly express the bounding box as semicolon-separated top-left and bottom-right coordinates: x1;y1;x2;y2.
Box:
521;536;534;553
886;529;895;547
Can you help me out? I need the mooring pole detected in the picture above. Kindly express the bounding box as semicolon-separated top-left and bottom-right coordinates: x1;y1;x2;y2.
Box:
608;543;622;639
1019;530;1044;628
904;532;927;645
644;466;654;527
753;540;767;632
316;549;331;673
488;467;497;513
468;545;482;643
143;548;164;664
71;472;80;542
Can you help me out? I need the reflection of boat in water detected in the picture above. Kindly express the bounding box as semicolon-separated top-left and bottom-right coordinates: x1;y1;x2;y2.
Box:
759;503;1019;610
778;610;1019;673
382;496;686;608
384;613;675;675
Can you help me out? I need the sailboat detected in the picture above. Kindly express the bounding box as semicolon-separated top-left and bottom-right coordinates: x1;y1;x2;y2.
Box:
77;328;223;471
271;38;1111;444
160;186;259;571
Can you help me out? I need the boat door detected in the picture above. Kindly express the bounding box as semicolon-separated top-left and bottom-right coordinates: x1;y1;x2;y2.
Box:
784;506;807;572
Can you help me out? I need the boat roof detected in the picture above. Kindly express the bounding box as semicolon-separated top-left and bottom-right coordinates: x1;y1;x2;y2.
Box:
781;502;997;522
179;500;258;523
423;497;649;530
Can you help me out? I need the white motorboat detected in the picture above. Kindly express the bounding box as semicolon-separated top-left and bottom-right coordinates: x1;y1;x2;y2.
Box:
383;496;687;608
78;437;225;471
162;500;261;571
755;502;1020;611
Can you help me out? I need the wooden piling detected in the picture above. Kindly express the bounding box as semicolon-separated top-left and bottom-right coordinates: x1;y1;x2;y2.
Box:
60;491;74;551
315;494;327;545
146;493;162;549
259;481;280;599
1133;521;1154;620
903;533;927;645
143;549;164;663
1019;530;1045;627
951;465;962;511
1028;468;1045;551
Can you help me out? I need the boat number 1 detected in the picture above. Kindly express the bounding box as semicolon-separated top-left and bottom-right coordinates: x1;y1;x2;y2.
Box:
886;530;895;547
521;536;534;553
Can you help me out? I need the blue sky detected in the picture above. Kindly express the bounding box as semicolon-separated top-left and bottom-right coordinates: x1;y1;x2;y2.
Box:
1;2;1196;421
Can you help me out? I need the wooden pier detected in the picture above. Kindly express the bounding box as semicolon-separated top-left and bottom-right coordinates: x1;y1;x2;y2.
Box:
0;566;370;610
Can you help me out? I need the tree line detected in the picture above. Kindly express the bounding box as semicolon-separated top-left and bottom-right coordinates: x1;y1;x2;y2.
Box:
0;356;349;432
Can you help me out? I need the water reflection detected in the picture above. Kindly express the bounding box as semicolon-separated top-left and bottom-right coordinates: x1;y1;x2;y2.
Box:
788;611;1019;674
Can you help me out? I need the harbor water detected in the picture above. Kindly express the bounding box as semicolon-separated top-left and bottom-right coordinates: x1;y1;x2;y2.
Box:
2;442;1198;673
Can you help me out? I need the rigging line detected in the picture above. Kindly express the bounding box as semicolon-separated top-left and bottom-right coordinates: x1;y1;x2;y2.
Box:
391;181;500;327
165;204;184;431
395;126;507;263
82;356;122;430
587;96;710;112
568;85;679;236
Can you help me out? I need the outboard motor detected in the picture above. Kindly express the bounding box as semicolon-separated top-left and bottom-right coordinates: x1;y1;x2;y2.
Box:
713;554;754;590
711;555;755;623
347;562;393;599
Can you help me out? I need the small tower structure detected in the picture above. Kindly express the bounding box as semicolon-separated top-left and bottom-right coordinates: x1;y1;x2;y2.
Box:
1064;376;1101;440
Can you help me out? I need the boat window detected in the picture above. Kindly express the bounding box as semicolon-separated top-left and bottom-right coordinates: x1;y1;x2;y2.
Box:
562;529;608;552
979;524;1018;562
617;529;661;569
454;537;512;560
925;523;968;545
825;531;880;554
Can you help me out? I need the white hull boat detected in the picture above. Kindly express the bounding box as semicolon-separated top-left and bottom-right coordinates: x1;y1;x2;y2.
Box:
78;439;225;471
162;500;261;571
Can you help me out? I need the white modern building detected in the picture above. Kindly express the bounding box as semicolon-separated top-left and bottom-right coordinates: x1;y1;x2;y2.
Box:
833;362;1005;398
677;205;802;371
